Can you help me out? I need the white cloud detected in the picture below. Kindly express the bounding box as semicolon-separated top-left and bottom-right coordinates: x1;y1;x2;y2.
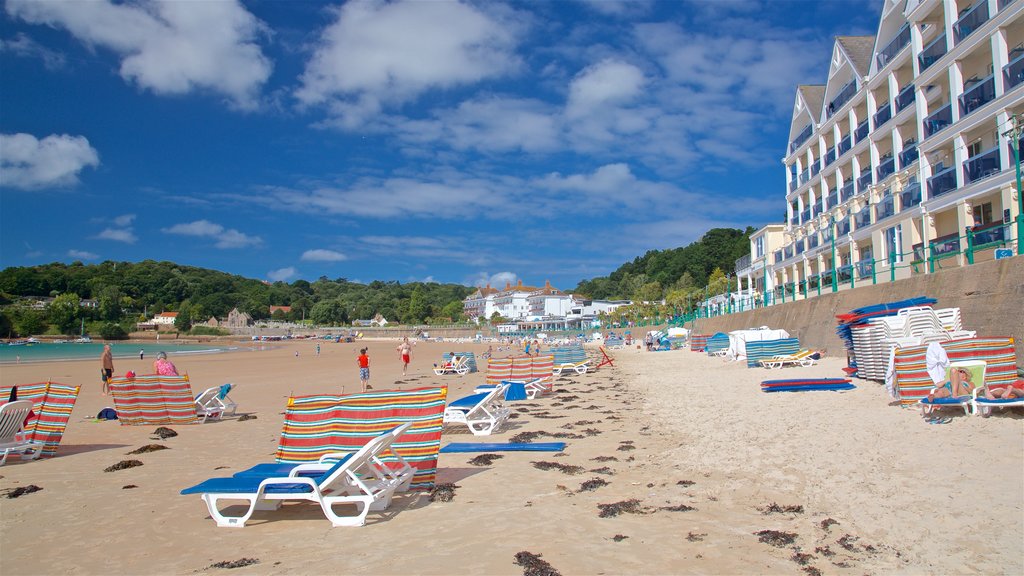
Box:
97;228;137;243
412;97;561;153
301;249;347;262
0;133;99;190
267;267;296;282
297;0;521;126
0;32;66;69
566;59;646;119
6;0;272;110
467;271;518;288
162;219;262;249
577;0;654;16
67;249;98;260
112;214;136;227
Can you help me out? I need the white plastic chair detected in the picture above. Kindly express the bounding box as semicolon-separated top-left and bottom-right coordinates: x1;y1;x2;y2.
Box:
0;400;45;466
443;384;511;436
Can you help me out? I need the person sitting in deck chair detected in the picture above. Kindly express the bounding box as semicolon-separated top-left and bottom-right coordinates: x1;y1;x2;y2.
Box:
925;366;975;402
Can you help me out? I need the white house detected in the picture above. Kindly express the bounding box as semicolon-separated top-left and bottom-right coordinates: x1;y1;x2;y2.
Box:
527;280;573;317
492;280;538;320
463;284;500;321
152;312;178;326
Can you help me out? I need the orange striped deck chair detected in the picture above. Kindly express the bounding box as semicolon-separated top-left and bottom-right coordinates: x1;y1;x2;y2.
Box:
108;374;199;425
0;381;80;458
892;337;1017;405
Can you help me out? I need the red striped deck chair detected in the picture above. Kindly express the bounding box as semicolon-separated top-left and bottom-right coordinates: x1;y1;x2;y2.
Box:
108;374;199;425
690;334;709;352
893;337;1018;405
597;347;615;369
275;386;447;491
486;357;515;387
0;382;80;458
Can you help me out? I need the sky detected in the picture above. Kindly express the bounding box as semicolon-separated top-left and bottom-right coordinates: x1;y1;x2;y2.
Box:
0;0;882;290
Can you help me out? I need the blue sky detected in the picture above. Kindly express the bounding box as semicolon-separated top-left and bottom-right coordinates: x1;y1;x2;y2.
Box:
0;0;881;290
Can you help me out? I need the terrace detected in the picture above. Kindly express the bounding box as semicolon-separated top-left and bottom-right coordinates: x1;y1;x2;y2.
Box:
924;104;952;138
856;169;873;193
958;75;995;117
827;80;858;118
953;0;990;45
899;142;919;168
919;34;947;72
900;181;922;209
894;83;916;113
1005;45;1024;91
963;145;1001;184
854;206;873;229
875;194;896;221
876;24;912;69
927;165;958;198
837;134;852;156
876;155;896;181
840;181;856;203
837;218;851;236
854;119;870;144
790;124;813;154
873;102;892;129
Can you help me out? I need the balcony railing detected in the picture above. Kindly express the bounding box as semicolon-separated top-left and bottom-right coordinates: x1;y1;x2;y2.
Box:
876;156;896;181
811;162;821;177
875;194;896;221
927;165;958;198
924;103;952;138
774;249;783;264
930;233;961;257
854;119;870;144
840;181;855;203
735;253;752;273
799;168;810;185
837;218;851;236
856;170;873;192
963;145;1001;184
1005;47;1024;91
919;33;947;71
894;83;915;113
856;260;873;279
877;24;912;69
784;246;794;260
953;0;990;45
790;215;799;225
899;143;919;168
800;209;811;224
790;124;813;154
838;134;852;156
972;221;1008;247
824;148;836;166
808;235;820;250
789;179;798;193
959;74;995;117
854;207;872;230
827;190;838;209
873;103;892;129
795;240;805;254
827;80;858;118
900;181;922;209
837;265;853;284
999;0;1017;11
813;203;823;217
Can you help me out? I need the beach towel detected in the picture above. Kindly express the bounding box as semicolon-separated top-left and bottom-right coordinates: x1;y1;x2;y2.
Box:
0;382;81;458
275;386;447;490
107;374;199;425
439;442;566;453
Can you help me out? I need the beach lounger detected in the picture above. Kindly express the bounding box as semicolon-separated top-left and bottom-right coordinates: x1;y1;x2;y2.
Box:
552;360;591;376
475;378;547;400
180;429;404;528
971;383;1024;416
0;400;45;466
759;350;817;369
433;356;470;376
194;384;238;423
443;384;510;436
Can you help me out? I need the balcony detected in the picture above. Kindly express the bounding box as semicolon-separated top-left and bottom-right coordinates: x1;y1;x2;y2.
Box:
838;134;852;156
840;181;855;203
836;265;853;284
876;24;912;69
789;215;799;226
856;170;873;193
894;84;916;113
854;206;872;230
774;249;783;264
824;148;837;166
899;143;919;168
811;162;821;177
927;165;958;198
963;145;1001;184
856;260;873;279
800;208;811;224
837;218;851;236
876;156;896;181
796;240;805;254
827;190;838;209
959;75;995;117
1005;46;1024;91
930;233;961;258
827;80;858;118
735;253;752;274
953;0;990;45
799;168;810;185
790;124;813;154
924;103;952;138
808;235;820;250
972;222;1008;247
854;119;870;144
919;34;947;71
873;103;892;129
784;246;794;260
900;181;922;209
999;0;1017;10
789;179;797;193
813;203;823;217
875;194;896;221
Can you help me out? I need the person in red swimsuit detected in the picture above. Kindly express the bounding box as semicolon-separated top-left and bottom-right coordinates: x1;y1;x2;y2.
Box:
357;348;371;392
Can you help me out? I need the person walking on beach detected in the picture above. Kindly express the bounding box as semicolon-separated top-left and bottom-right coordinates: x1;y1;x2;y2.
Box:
316;343;321;357
396;337;412;376
100;344;113;395
139;349;145;360
357;348;371;392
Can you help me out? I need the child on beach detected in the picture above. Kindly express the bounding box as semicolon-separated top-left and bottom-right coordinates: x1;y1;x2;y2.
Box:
357;348;371;392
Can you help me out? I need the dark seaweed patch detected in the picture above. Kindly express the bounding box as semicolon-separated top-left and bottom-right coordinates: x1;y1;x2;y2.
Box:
837;534;859;551
616;444;635;451
531;461;584;475
127;444;168;455
588;467;614;475
676;480;695;487
612;534;628;542
820;518;839;530
3;485;42;498
209;558;259;569
591;456;618;462
597;499;651;518
791;551;814;565
510;431;546;443
513;551;561;576
578;478;609;492
104;460;143;472
814;546;835;557
660;504;696;512
754;530;798;547
152;427;177;439
122;485;138;489
468;454;503;466
801;567;822;576
429;483;460;502
760;502;805;514
238;414;257;421
686;532;706;542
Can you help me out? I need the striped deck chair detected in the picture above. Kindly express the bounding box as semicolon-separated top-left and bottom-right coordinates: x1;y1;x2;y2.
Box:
690;334;709;352
892;337;1018;406
108;374;199;425
0;382;81;458
705;333;731;357
441;352;478;373
759;350;817;369
485;357;515;387
745;338;801;368
275;386;447;490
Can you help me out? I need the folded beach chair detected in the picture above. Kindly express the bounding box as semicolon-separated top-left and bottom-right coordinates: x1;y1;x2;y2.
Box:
443;383;511;436
759;350;817;369
0;400;45;466
475;378;546;400
433;356;470;376
552;360;591;376
180;428;404;528
194;384;238;423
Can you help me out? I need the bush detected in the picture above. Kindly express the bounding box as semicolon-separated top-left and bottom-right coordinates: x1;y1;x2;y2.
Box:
189;325;229;336
98;322;128;340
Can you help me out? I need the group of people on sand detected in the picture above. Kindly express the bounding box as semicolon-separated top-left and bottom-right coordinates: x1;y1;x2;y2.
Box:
926;365;1024;406
99;344;179;395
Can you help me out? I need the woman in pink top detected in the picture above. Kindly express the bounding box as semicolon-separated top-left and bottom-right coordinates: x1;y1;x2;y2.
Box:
153;351;179;376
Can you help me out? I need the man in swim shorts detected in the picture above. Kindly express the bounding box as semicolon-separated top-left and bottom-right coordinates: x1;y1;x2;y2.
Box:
396;337;412;376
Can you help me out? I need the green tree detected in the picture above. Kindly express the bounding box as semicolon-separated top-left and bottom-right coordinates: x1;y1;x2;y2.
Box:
174;304;193;332
0;309;12;338
98;322;128;339
440;301;464;322
405;286;428;324
49;293;82;335
97;285;124;321
707;267;729;296
634;281;663;303
271;308;287;321
310;299;347;326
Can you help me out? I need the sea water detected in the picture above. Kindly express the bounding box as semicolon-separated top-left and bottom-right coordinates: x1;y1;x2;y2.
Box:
0;341;239;364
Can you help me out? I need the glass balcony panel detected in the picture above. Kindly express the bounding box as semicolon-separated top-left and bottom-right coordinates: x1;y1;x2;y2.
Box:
919;34;947;71
930;233;961;257
789;180;798;192
837;218;851;236
808;235;819;249
953;1;990;45
827;191;838;208
800;209;811;223
735;254;752;273
813;204;823;216
837;265;853;283
894;84;916;113
899;144;919;168
924;104;952;138
774;249;783;264
790;124;813;154
999;0;1017;10
840;181;855;202
900;181;922;209
875;195;896;221
1005;47;1024;91
873;103;892;129
912;243;926;262
856;170;873;192
963;145;1001;184
825;148;836;166
856;260;873;279
827;80;858;118
811;162;821;177
784;246;794;260
807;275;819;290
876;156;896;181
958;75;995;117
855;119;870;144
796;240;805;254
799;168;810;185
838;134;852;155
854;207;872;229
877;24;912;69
927;165;958;198
972;222;1007;246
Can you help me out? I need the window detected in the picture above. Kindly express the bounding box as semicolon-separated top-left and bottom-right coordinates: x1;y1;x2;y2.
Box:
967;139;982;157
972;202;993;225
884;224;903;264
755;236;765;258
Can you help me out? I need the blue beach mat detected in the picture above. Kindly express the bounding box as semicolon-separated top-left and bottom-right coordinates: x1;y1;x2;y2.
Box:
440;442;566;453
762;384;857;392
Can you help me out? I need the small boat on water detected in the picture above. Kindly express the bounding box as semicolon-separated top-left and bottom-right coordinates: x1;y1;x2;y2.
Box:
74;336;92;343
53;339;69;344
8;340;28;346
26;337;41;344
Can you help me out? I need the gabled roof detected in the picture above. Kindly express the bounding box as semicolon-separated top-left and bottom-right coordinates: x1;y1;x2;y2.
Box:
836;36;875;78
799;85;826;123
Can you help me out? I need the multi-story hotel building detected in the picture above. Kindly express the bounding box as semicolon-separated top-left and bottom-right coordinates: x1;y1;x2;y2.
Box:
736;0;1022;306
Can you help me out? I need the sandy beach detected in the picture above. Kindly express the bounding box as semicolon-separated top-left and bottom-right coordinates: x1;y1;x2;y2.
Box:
1;337;1021;575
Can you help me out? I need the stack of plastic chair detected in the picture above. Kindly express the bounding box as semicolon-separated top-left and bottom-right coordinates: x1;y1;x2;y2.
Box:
851;322;888;381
